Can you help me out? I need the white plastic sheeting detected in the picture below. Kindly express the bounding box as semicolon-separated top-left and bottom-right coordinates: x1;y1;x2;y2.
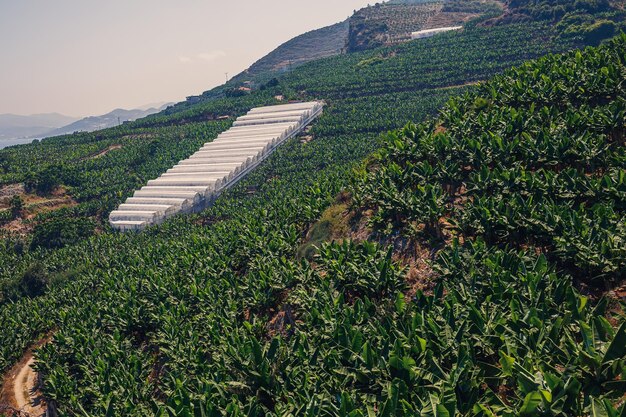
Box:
411;26;462;40
109;101;324;231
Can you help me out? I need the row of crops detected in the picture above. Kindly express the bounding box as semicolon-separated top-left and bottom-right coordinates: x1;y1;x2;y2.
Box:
288;22;575;99
351;35;626;414
0;22;577;297
0;18;619;415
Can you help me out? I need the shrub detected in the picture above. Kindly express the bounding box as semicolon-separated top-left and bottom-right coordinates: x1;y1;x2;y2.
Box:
584;19;617;45
20;263;49;297
24;165;63;195
30;218;95;250
9;195;23;219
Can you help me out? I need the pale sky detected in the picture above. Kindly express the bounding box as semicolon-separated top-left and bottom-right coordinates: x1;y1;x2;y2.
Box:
0;1;370;117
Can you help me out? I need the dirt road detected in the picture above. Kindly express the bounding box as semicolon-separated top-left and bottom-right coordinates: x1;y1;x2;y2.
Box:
0;340;50;417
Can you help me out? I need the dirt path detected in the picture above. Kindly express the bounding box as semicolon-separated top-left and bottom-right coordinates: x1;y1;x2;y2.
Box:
0;338;51;417
81;144;122;161
436;81;482;90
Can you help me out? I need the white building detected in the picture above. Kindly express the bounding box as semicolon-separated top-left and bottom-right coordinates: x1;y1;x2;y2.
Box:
109;101;324;231
411;26;463;40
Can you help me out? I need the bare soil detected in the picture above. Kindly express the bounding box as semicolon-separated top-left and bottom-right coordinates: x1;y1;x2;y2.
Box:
0;184;25;199
81;144;122;161
0;186;77;235
0;336;52;417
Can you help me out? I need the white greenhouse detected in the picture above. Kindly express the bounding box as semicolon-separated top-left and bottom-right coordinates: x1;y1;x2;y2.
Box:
411;26;462;40
109;101;324;231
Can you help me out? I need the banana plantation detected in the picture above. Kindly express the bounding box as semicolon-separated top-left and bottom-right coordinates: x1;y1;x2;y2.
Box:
0;16;623;417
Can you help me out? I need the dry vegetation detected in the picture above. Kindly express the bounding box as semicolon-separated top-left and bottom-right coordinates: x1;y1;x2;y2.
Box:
0;185;76;235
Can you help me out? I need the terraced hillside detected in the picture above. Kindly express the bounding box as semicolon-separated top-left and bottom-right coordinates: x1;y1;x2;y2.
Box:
232;0;505;85
0;8;622;417
348;2;443;51
347;0;503;52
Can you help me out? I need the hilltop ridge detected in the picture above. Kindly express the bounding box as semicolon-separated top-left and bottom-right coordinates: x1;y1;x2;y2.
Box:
232;0;503;85
231;21;349;84
0;114;78;141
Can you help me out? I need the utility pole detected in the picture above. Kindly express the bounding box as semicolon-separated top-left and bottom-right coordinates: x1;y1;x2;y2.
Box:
117;117;121;126
225;72;229;83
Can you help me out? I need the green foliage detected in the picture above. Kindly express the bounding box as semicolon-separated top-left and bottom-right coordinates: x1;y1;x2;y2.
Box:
507;0;613;20
9;195;23;219
558;12;620;45
30;217;95;250
503;0;625;47
259;78;280;90
20;263;49;297
0;210;11;224
583;19;618;45
225;88;249;98
442;0;503;14
317;240;405;300
288;23;574;100
25;164;63;195
0;17;621;417
356;35;626;282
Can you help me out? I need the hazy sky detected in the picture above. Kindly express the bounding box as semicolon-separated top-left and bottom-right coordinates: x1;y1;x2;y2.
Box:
0;1;370;117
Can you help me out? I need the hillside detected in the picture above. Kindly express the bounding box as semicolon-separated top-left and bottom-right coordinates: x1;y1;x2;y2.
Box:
0;3;624;416
348;2;443;51
347;0;503;52
231;0;503;85
232;21;349;84
487;0;626;43
232;0;623;86
0;106;172;147
344;35;626;415
198;0;623;91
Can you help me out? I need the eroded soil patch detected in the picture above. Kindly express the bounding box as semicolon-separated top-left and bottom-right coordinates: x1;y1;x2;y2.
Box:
81;144;123;161
0;335;52;417
0;186;76;235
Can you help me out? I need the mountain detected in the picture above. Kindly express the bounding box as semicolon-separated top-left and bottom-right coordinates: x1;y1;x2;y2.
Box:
0;105;174;144
231;20;350;84
0;113;78;140
233;0;504;83
136;101;173;111
228;0;621;87
46;104;173;137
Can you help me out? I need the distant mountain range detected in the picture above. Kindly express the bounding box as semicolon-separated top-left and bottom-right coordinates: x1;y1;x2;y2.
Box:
45;104;173;137
0;103;173;143
0;113;79;140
